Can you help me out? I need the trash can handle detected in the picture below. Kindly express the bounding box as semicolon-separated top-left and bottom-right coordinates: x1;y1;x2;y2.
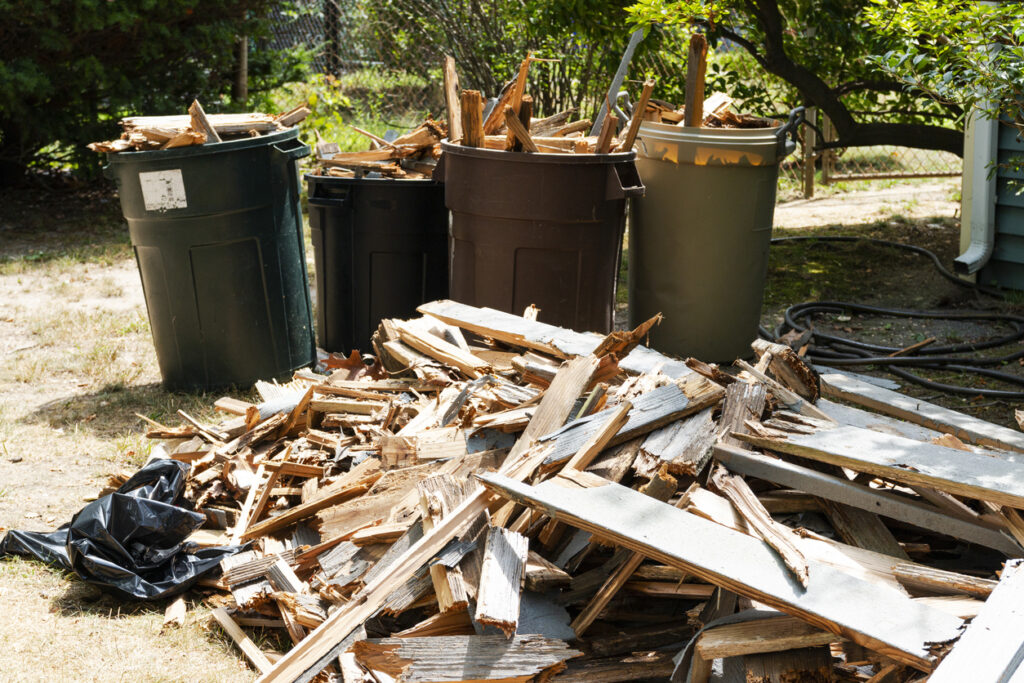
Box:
308;182;351;208
307;194;351;208
775;106;805;160
273;137;312;161
607;161;645;200
432;151;447;183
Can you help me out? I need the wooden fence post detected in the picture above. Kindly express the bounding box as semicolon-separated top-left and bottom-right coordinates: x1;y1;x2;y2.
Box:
803;107;817;199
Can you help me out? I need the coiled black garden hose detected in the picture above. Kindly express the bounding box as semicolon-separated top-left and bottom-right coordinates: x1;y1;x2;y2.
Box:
764;236;1024;399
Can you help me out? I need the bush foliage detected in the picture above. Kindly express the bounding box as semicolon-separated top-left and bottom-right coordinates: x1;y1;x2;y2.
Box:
0;0;307;183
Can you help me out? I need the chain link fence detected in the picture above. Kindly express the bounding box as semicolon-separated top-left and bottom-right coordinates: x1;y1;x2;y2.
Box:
778;110;962;200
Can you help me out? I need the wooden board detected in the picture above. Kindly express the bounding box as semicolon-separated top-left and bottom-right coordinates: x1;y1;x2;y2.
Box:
418;300;694;379
928;559;1024;682
696;615;840;659
739;425;1024;509
350;635;581;682
635;407;716;477
475;526;529;636
540;380;723;468
477;473;964;671
820;371;1024;454
713;444;1021;556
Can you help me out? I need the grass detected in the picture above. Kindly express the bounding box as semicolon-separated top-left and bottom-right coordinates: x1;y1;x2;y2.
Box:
0;557;256;683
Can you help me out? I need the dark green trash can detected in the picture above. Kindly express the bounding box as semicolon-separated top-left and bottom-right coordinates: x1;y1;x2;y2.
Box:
306;174;449;353
106;128;316;390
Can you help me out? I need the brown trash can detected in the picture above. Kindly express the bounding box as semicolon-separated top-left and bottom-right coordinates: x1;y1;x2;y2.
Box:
435;141;644;333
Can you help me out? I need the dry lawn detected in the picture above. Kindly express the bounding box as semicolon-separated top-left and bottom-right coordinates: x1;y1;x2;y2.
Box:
0;187;261;682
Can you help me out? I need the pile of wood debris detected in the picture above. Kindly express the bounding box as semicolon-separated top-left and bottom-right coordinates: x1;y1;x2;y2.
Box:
452;55;644;155
129;300;1024;683
312;119;446;180
311;52;644;181
644;92;775;130
87;100;310;153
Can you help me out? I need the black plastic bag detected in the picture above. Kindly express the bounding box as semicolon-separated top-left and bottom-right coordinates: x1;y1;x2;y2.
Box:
0;459;245;600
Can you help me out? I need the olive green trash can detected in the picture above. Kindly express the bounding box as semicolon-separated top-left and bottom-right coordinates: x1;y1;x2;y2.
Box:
105;128;316;390
629;108;803;361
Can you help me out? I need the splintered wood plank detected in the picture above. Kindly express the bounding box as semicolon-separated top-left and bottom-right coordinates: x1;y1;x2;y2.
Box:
738;425;1024;508
713;444;1021;556
393;320;490;378
540;379;723;469
525;550;571;591
475;526;529;636
928;559;1024;682
550;650;675;682
683;33;708;127
743;646;833;683
635;408;716;478
212;607;273;674
477;473;964;671
717;381;768;446
188;99;222;143
820;371;1024;454
418;474;471;612
819;498;909;560
460;90;484;148
394;609;475;638
443;55;462;143
241;459;382;540
711;466;809;586
417;300;695;379
696;615;840;660
893;563;997;599
563;402;632;472
350;635;581;683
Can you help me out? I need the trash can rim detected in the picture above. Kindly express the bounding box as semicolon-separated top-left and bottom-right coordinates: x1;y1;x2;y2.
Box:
440;139;636;164
304;172;441;186
105;126;301;163
637;119;783;140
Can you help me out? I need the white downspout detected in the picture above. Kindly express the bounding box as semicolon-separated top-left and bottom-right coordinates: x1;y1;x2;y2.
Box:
954;106;999;274
954;4;1000;275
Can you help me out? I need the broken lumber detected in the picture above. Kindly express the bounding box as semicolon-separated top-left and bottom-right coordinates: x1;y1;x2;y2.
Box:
738;424;1024;509
474;526;529;636
477;473;964;671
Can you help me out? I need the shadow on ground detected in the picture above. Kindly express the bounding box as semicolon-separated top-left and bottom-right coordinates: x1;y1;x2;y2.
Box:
21;382;225;439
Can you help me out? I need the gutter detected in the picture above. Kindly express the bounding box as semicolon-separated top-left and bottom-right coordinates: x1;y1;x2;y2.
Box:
954;106;999;275
955;4;1000;275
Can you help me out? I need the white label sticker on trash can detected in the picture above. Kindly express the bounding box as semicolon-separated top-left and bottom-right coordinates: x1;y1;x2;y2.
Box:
139;169;187;211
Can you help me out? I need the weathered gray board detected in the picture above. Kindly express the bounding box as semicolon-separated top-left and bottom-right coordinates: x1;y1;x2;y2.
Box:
477;473;963;671
539;384;691;467
928;559;1024;682
739;425;1024;509
713;444;1021;556
820;371;1024;455
419;299;693;379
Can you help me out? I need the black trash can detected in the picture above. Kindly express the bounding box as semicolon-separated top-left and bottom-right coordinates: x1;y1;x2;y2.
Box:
106;128;315;391
436;142;644;333
306;174;449;353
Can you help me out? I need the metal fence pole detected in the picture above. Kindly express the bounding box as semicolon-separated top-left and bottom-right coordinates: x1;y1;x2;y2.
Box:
803;107;817;199
324;0;340;77
232;35;248;105
821;114;833;185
